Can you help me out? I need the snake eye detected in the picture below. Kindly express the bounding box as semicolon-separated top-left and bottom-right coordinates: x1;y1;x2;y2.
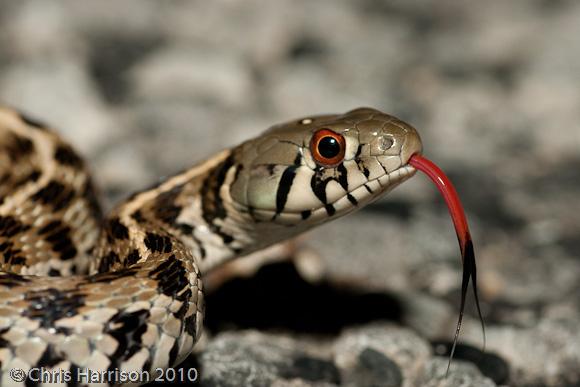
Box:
310;129;346;167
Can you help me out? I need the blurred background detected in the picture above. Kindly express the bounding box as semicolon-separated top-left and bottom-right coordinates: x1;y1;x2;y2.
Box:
1;1;579;386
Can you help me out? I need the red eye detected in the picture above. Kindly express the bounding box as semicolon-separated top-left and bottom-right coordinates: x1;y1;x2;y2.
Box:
310;129;346;167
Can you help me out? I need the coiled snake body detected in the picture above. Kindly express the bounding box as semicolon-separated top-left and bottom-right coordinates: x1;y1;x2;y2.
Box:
0;106;422;386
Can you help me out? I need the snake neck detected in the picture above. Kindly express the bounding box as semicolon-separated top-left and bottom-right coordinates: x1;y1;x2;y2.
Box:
93;148;263;275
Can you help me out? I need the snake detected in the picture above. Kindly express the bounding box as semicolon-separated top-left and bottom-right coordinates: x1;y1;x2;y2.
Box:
0;106;426;386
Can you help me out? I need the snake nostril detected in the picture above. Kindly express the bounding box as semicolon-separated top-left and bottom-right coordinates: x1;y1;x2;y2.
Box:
370;136;396;156
378;137;394;151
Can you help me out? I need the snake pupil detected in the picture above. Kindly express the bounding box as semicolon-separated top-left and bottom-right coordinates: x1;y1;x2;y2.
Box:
318;137;340;159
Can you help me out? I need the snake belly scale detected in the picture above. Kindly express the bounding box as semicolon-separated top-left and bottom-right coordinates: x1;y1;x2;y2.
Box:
0;106;422;386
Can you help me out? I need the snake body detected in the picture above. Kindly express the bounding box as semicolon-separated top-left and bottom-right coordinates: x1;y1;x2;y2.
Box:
0;106;422;386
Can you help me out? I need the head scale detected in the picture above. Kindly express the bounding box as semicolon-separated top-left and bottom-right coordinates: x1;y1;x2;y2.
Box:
229;107;422;230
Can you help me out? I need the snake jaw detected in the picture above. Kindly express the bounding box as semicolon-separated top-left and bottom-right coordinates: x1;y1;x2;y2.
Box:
235;163;417;226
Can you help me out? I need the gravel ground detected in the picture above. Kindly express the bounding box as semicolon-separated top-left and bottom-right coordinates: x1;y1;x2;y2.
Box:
1;1;579;386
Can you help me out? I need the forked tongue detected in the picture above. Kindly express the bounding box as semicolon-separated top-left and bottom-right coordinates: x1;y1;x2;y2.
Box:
408;154;485;376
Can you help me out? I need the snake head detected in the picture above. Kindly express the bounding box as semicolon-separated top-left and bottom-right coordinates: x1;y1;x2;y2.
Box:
229;107;422;228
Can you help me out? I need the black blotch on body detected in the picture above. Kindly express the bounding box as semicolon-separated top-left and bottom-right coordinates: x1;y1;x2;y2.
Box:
4;133;34;161
131;210;145;223
201;155;234;221
28;170;41;182
0;327;9;348
48;268;61;277
301;210;311;220
0;215;31;237
0;271;31;288
54;143;84;168
0;240;27;267
126;249;141;266
144;232;172;253
151;254;191;302
177;223;194;234
152;184;184;227
221;234;234;244
108;218;129;240
7;256;25;265
98;251;119;273
200;154;236;244
23;288;85;329
37;220;78;260
174;297;190;321
36;346;66;371
168;340;180;367
183;313;197;337
0;172;11;186
104;309;151;363
31;180;75;211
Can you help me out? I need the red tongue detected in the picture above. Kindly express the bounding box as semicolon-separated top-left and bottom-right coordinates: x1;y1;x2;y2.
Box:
408;154;485;374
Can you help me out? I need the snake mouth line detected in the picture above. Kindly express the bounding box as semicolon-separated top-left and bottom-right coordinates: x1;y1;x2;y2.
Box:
236;164;416;223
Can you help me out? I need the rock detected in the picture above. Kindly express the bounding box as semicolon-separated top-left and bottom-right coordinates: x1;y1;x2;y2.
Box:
129;46;255;110
459;317;580;386
334;323;431;387
0;59;114;155
431;341;509;385
345;348;403;387
416;358;496;387
198;331;339;386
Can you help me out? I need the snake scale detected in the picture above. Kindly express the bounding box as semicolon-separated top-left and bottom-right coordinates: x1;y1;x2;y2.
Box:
0;106;422;386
